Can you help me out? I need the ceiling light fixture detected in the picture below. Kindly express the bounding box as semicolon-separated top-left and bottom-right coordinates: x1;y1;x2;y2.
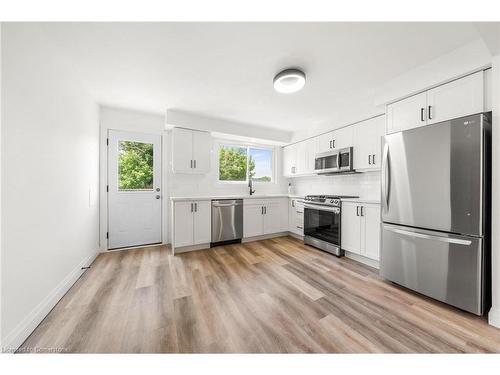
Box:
273;68;306;94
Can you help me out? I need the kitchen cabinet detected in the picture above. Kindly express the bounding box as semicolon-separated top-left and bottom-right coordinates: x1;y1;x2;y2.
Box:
297;137;317;175
341;201;380;261
386;92;427;134
426;71;483;125
244;198;287;238
317;126;353;153
353;116;385;170
173;200;211;248
283;143;298;177
288;198;304;236
386;71;484;134
171;127;211;173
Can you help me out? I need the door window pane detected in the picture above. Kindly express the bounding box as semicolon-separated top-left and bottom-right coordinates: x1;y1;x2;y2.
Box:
249;148;273;182
218;145;248;182
118;141;154;190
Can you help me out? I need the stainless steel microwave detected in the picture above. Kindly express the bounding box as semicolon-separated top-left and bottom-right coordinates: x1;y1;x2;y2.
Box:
314;147;354;174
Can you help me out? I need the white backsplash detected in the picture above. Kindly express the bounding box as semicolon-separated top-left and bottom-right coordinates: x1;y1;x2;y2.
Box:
290;171;381;201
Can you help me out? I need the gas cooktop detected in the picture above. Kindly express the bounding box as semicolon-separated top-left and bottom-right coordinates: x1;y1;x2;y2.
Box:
304;194;359;207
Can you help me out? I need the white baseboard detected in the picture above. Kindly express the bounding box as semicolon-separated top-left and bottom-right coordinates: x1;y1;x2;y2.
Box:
344;251;380;269
287;232;304;240
173;243;210;254
488;306;500;328
242;232;288;243
2;251;99;353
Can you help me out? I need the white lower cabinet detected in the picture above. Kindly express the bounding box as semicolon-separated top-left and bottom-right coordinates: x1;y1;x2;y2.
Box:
244;198;287;238
288;198;304;236
341;201;380;261
173;200;211;248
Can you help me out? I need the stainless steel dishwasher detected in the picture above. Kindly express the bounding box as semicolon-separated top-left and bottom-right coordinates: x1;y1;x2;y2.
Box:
211;199;243;246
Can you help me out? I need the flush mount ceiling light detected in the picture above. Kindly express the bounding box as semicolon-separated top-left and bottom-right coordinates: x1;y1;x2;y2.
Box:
273;68;306;94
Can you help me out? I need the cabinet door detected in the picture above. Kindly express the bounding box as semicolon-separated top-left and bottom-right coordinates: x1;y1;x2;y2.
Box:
288;199;296;232
297;137;317;175
193;201;211;245
172;128;193;173
244;204;263;238
294;201;304;235
427;71;484;125
362;204;381;260
352;121;372;170
341;202;361;254
386;92;427;134
332;126;353;149
174;201;194;247
370;116;386;168
317;131;335;153
283;144;297;176
192;130;212;173
263;201;286;235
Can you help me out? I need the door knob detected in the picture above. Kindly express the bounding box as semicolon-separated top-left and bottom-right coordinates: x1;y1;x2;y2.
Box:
155;195;161;199
156;188;160;192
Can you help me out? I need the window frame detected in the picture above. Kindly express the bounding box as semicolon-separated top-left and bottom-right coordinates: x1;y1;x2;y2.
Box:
215;140;276;184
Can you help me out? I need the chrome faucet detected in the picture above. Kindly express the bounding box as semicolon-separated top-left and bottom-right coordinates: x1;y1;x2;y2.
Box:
248;178;255;195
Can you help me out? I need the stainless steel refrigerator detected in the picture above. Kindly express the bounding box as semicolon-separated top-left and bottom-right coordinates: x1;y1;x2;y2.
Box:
380;112;491;315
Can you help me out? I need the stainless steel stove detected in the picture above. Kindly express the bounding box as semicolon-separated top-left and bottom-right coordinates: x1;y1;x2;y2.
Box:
303;194;359;256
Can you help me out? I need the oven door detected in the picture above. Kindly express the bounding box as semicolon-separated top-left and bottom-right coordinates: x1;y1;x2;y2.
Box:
315;151;339;173
303;204;341;247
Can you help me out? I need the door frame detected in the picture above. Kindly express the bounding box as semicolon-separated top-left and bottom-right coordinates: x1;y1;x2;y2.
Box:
100;125;167;251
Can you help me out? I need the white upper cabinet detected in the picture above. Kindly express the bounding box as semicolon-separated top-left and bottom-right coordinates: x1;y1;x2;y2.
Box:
353;116;385;171
283;143;298;177
317;126;353;153
426;71;484;125
297;137;318;175
386;92;427;134
386;71;485;134
171;127;211;174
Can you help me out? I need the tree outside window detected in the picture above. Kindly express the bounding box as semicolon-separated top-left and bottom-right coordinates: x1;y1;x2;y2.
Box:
218;144;273;183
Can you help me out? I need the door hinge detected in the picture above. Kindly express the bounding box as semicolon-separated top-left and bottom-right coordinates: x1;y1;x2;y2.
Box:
106;185;109;192
106;232;109;239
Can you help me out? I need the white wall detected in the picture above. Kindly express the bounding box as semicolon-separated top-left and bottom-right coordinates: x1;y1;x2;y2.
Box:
489;54;500;328
1;24;100;350
290;172;380;201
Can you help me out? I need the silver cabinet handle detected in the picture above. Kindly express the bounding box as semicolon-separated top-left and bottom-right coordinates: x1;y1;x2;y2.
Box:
194;202;197;212
292;200;295;208
381;143;390;211
385;226;472;245
190;203;193;212
194;160;197;168
264;206;267;214
368;155;372;165
428;105;432;120
372;154;376;165
190;160;193;168
420;107;425;122
297;226;303;229
261;206;264;215
360;206;364;216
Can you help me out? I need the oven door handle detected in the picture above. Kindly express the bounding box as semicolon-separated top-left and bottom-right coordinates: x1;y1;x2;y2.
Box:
303;203;340;213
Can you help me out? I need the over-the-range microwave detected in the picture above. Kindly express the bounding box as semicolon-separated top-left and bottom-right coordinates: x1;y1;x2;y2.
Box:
314;146;355;175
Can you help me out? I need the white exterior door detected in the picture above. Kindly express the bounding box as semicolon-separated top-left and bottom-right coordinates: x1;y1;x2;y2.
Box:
108;130;162;249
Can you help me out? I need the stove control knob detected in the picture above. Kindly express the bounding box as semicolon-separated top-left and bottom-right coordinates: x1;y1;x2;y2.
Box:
330;200;334;203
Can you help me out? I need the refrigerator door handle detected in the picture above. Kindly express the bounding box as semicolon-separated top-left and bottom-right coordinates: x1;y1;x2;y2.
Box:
381;143;390;211
384;226;472;245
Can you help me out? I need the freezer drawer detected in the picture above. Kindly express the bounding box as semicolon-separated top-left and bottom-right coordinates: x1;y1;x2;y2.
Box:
380;223;485;315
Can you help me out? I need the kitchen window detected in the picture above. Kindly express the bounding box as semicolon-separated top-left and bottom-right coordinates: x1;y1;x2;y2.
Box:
218;143;274;183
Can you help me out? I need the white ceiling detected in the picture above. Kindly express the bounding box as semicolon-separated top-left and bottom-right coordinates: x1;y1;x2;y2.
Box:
33;22;484;133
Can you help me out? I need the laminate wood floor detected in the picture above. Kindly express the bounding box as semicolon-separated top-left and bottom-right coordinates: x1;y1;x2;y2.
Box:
19;236;500;353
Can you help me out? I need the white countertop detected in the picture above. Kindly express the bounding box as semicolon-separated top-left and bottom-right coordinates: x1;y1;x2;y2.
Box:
170;194;304;201
341;198;380;204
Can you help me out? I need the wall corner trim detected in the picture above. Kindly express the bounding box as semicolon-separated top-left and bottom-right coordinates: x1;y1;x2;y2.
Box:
1;250;100;353
488;306;500;329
